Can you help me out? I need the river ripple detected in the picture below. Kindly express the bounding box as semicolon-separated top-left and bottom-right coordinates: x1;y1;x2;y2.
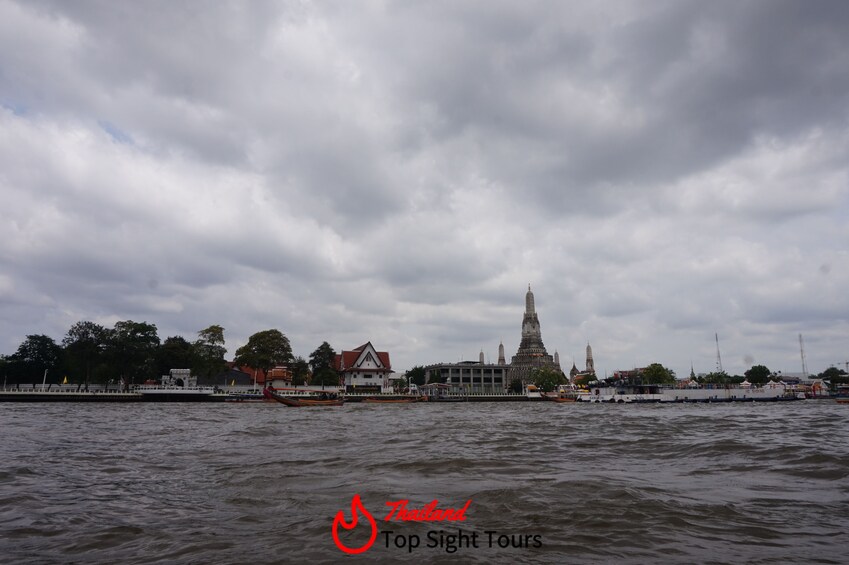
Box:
1;401;848;564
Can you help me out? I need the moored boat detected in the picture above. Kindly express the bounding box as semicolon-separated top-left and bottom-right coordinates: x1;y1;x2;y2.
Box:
133;369;224;402
134;385;221;402
362;396;418;403
582;381;802;403
526;384;543;399
262;387;344;407
545;384;585;403
224;391;267;402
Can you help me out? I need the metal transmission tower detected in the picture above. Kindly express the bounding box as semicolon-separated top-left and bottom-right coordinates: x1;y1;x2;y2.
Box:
799;334;808;378
715;333;723;373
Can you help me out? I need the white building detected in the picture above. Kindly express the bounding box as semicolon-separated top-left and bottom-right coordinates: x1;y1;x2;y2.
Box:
334;342;393;393
424;360;507;394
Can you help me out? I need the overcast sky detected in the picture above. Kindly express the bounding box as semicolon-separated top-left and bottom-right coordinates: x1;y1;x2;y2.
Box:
2;0;848;378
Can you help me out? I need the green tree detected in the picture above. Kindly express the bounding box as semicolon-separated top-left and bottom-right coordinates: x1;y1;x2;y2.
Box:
744;364;771;385
393;375;409;393
818;366;847;382
531;366;567;392
832;373;849;388
6;334;62;384
309;341;336;372
107;321;161;385
233;329;293;376
406;365;427;386
702;371;730;385
157;336;197;376
427;368;446;384
193;325;227;378
508;376;523;394
63;321;108;387
289;356;310;386
310;368;339;386
309;342;338;386
641;363;676;385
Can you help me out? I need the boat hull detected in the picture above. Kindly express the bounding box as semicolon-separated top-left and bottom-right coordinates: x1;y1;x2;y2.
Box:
262;388;344;407
136;390;220;402
581;385;802;403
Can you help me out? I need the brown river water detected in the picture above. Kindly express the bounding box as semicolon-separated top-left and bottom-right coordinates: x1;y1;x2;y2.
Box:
1;401;848;564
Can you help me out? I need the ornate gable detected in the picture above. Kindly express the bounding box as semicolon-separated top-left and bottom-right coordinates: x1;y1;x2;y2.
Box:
335;341;392;373
354;342;384;369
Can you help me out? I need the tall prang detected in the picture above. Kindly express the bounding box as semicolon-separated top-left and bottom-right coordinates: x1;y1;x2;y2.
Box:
585;342;595;375
508;285;560;384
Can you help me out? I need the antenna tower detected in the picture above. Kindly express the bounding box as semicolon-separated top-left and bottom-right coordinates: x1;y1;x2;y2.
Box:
799;334;808;378
715;333;723;373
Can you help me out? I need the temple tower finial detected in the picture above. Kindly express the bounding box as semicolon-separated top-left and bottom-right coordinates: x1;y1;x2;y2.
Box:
585;342;595;374
525;284;535;314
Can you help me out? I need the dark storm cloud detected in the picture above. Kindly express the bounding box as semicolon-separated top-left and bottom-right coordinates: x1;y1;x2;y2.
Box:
335;1;849;216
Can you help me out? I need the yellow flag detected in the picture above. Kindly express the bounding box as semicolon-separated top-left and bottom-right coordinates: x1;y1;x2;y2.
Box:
62;376;68;384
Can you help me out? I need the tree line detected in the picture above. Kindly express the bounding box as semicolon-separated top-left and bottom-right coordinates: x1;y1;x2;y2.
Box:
403;361;848;393
0;321;229;387
694;364;847;387
7;322;845;391
0;321;345;388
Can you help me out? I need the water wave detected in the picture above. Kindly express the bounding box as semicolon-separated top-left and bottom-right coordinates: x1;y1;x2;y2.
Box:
1;401;847;563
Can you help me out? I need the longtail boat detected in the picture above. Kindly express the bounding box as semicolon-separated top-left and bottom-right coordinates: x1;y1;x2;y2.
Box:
262;388;344;407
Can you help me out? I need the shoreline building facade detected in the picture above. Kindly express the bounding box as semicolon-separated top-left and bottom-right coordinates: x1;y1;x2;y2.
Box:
424;359;507;394
508;285;562;384
422;286;566;393
334;342;392;393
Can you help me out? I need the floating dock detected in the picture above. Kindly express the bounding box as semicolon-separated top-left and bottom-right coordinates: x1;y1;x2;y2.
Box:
0;388;229;402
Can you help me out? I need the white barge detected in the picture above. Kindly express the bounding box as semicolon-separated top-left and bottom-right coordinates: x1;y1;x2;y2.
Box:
582;381;803;403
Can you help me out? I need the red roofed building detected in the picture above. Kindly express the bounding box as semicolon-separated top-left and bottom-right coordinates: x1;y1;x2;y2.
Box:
334;342;392;393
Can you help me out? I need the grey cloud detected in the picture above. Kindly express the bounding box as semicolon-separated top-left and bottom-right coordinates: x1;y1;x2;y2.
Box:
2;1;848;377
